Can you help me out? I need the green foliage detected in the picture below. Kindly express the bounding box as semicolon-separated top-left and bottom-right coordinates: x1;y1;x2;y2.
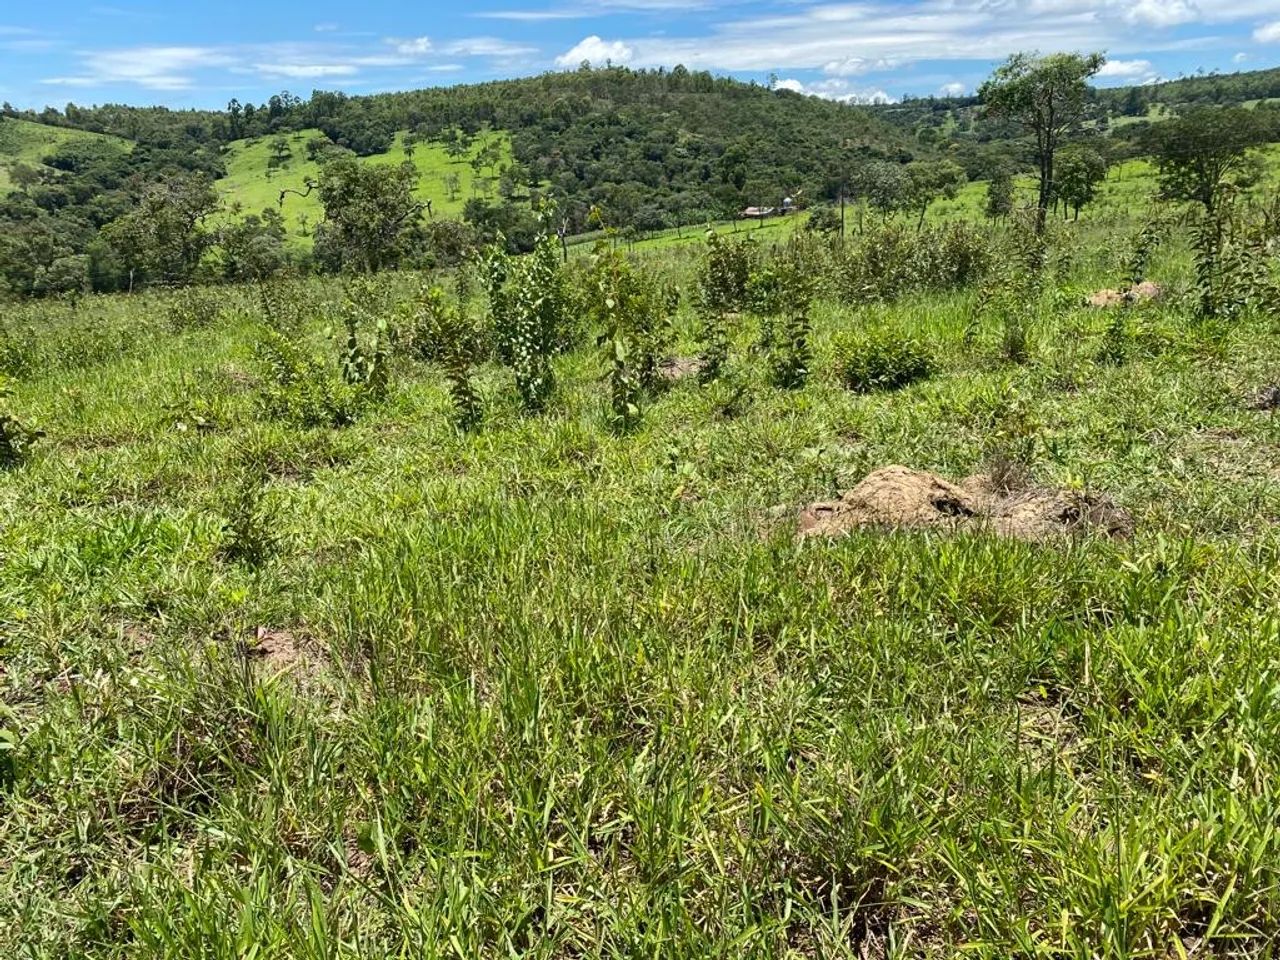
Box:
100;174;220;288
254;297;388;429
1055;146;1108;219
985;167;1015;222
697;307;731;384
979;51;1107;226
217;460;279;568
166;287;223;333
836;329;937;393
586;240;672;431
836;220;992;303
697;230;754;314
407;283;484;431
1151;107;1267;214
0;375;41;467
757;245;817;390
499;226;568;414
334;278;391;403
314;156;423;273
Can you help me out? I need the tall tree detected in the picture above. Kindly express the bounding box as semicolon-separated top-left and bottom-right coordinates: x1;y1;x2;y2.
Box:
979;52;1105;231
1149;106;1266;215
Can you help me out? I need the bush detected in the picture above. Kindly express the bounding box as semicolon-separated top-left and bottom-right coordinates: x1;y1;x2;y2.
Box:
0;376;42;467
836;330;937;393
835;221;991;304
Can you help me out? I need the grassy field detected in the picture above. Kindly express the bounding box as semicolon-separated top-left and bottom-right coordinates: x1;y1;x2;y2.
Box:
216;129;516;245
0;117;130;195
3;201;1280;955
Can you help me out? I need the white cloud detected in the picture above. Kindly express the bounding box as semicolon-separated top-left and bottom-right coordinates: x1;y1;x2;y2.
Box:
314;22;339;33
1122;0;1199;28
1096;58;1153;77
1255;21;1280;44
939;81;967;97
775;77;896;105
555;35;634;67
43;45;234;90
443;37;539;57
1233;51;1249;63
391;36;432;56
822;56;898;77
254;63;359;79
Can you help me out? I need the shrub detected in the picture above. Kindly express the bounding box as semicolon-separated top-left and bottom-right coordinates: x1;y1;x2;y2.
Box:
255;331;366;428
218;460;279;568
0;376;42;467
835;221;991;304
166;287;222;333
698;231;754;313
836;330;937;393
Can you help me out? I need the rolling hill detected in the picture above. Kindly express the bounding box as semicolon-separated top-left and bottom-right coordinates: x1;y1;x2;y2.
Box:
0;117;131;194
216;129;516;246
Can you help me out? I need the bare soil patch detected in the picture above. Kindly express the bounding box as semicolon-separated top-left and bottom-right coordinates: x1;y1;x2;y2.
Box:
800;466;1133;542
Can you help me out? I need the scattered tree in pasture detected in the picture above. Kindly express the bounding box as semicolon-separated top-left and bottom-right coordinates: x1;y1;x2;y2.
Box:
979;51;1106;231
1149;106;1266;216
312;156;424;273
1054;146;1107;220
985;167;1015;222
851;160;910;217
905;159;967;229
217;209;289;282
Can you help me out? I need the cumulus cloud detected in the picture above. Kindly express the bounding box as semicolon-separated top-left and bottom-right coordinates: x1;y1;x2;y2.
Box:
1255;21;1280;43
556;35;634;67
1096;58;1153;78
1122;0;1199;28
775;77;896;105
939;81;967;97
822;56;898;77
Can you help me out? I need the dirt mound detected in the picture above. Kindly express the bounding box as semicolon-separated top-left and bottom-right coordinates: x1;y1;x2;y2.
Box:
659;357;704;382
800;466;1132;543
1086;281;1163;309
991;487;1134;541
799;466;979;537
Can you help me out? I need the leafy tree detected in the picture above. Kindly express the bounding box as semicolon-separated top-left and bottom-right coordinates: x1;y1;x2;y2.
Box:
100;174;219;288
905;159;966;229
313;156;424;273
1054;146;1107;220
217;209;289;281
979;51;1106;230
1149;106;1266;215
985;167;1015;222
851;160;910;216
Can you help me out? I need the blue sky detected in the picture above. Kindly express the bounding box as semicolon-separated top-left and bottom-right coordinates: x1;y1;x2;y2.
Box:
2;1;1278;111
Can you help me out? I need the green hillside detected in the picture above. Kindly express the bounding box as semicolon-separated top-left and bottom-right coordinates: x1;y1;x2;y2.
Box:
216;129;516;246
0;117;131;194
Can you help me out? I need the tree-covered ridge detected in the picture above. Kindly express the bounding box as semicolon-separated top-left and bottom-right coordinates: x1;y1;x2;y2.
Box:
1;61;1279;298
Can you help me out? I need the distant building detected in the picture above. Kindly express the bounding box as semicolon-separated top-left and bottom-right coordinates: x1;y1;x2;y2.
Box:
741;206;776;219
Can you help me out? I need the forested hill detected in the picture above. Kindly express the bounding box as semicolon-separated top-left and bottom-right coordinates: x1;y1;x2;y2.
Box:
2;62;1279;297
4;68;920;226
